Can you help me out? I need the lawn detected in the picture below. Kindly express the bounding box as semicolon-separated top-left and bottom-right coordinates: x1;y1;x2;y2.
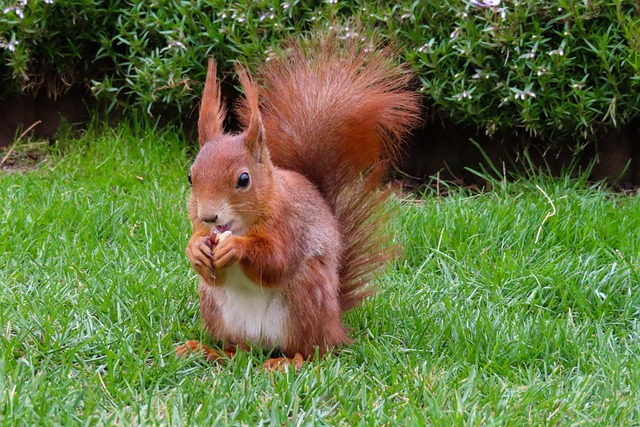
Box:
1;124;639;425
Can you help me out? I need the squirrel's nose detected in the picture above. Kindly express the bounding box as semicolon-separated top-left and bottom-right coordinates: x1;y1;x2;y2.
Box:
200;214;218;224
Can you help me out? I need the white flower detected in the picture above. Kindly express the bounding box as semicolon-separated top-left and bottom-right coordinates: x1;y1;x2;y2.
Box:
470;0;501;7
168;40;186;50
4;6;23;19
548;49;564;56
5;40;19;52
514;89;536;100
456;90;472;101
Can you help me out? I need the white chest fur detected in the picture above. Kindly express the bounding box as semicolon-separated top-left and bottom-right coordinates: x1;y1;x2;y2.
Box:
214;264;288;348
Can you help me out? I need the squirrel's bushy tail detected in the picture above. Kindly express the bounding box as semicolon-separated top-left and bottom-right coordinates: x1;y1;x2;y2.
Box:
242;33;421;310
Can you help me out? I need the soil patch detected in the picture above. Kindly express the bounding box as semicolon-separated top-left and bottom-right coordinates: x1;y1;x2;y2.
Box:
400;116;640;187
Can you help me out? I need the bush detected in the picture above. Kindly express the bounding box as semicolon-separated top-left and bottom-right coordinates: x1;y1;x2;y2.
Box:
1;0;639;143
395;0;640;141
0;0;326;111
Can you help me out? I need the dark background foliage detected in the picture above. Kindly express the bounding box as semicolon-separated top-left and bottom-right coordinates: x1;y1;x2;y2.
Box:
1;0;639;145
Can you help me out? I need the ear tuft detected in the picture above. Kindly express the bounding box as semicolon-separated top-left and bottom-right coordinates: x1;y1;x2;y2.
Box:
198;59;226;146
235;65;267;162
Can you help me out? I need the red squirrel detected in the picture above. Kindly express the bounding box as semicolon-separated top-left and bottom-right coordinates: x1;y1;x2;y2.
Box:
176;34;421;369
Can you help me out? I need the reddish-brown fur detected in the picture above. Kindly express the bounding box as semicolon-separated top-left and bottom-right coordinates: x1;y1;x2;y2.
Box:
180;34;421;365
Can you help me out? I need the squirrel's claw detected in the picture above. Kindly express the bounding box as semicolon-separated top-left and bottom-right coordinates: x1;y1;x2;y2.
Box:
187;235;216;278
263;353;305;371
213;237;241;270
175;340;233;363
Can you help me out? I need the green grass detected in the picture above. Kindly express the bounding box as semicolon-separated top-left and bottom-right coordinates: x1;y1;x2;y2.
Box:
1;124;640;425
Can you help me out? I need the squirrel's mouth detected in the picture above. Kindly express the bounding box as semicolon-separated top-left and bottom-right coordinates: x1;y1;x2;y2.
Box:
216;223;232;233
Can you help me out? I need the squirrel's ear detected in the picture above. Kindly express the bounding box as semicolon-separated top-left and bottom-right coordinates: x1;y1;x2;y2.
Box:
235;64;268;163
198;59;226;147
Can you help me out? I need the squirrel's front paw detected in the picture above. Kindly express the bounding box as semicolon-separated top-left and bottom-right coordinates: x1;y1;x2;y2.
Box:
186;235;216;279
213;236;243;270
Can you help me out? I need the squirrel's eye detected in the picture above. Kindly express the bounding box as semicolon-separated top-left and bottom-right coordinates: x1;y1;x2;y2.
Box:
188;171;192;186
236;172;250;189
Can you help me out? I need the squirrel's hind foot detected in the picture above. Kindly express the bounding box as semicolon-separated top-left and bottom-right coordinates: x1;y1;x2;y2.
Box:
175;340;234;363
176;340;305;371
263;353;305;371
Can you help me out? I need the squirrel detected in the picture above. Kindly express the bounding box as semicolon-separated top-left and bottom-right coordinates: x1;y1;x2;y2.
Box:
175;33;421;370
